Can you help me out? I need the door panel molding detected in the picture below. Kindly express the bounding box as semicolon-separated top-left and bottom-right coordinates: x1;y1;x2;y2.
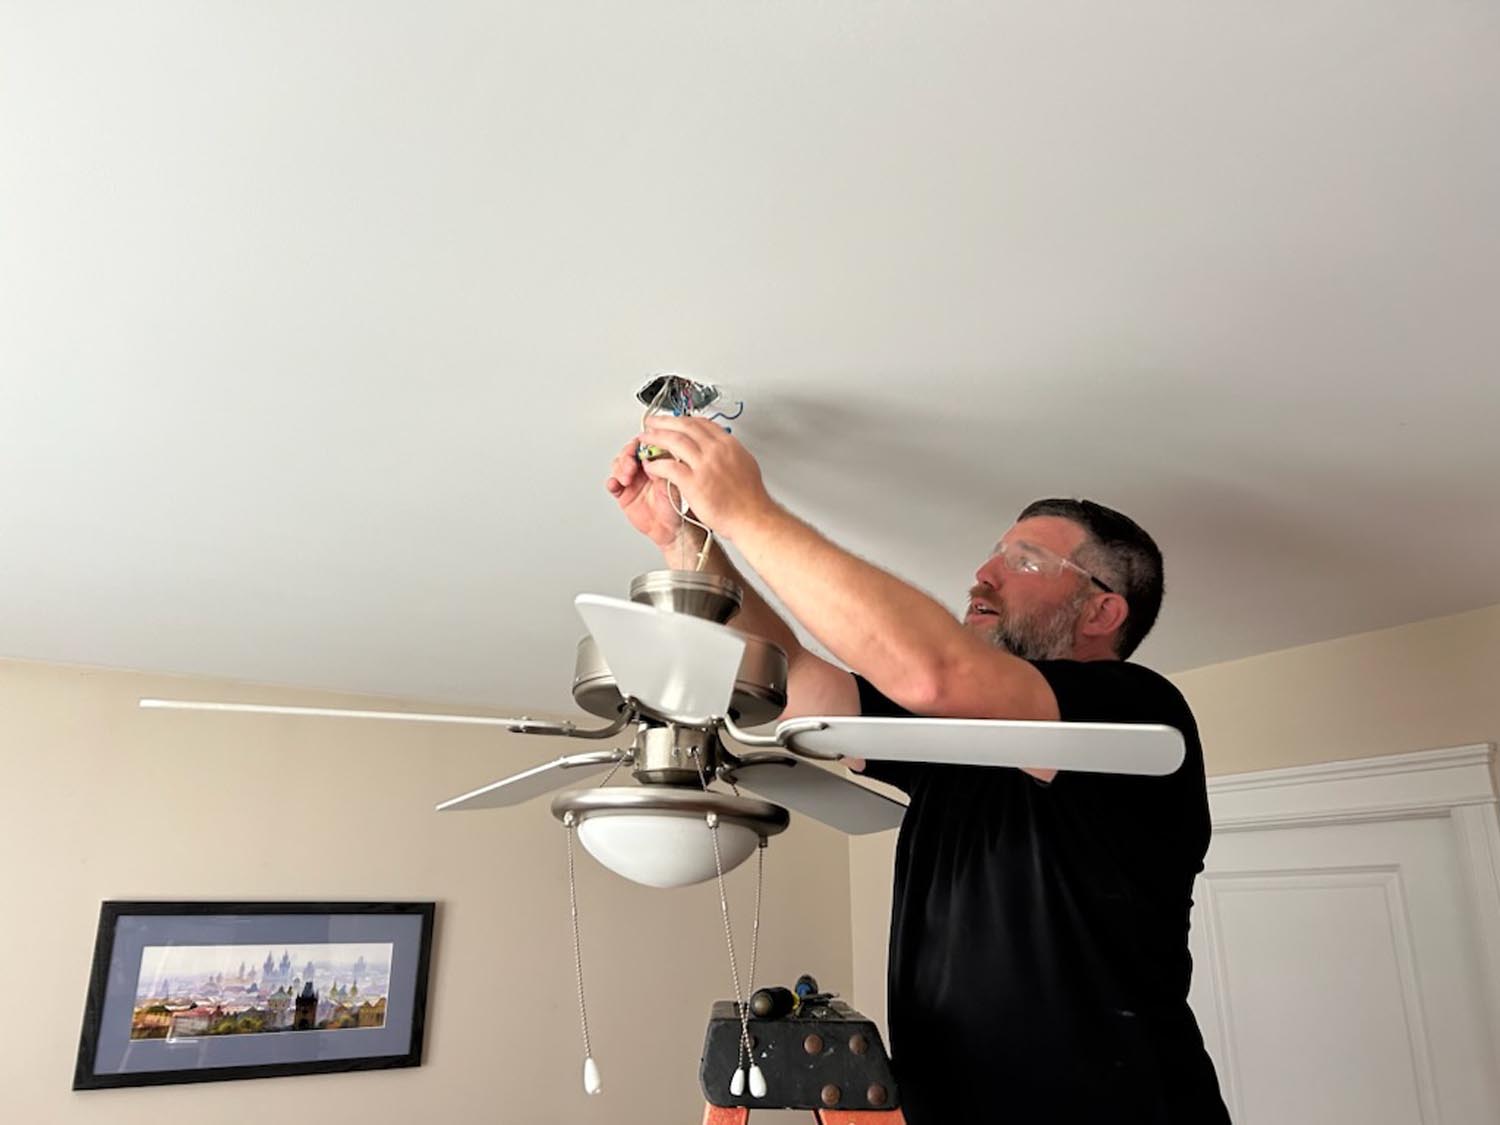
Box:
1200;865;1440;1124
1198;744;1500;1116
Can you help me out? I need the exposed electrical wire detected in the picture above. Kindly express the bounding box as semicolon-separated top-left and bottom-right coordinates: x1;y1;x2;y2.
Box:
636;375;746;573
706;401;744;426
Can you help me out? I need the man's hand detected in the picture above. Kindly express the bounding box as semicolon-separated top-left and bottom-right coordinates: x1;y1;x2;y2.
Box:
636;416;777;542
605;437;685;549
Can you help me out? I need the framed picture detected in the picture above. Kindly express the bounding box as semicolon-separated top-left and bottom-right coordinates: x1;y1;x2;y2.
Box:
74;901;436;1090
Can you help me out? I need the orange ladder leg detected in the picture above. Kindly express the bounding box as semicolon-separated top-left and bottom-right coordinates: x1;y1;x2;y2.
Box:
703;1107;750;1125
703;1105;907;1123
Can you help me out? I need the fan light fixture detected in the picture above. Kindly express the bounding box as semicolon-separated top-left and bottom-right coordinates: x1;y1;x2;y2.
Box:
129;375;1190;1102
553;789;789;889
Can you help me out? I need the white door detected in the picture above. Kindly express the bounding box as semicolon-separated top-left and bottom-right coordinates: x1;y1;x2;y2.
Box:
1187;747;1500;1124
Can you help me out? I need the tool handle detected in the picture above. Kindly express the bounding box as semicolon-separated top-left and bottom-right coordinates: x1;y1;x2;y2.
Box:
749;986;796;1020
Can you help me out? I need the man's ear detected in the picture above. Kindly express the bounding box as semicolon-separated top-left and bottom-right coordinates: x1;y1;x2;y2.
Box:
1081;593;1129;641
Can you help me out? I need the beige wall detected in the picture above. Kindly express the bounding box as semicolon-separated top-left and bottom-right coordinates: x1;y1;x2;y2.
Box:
1172;602;1500;775
0;658;849;1123
849;601;1500;1025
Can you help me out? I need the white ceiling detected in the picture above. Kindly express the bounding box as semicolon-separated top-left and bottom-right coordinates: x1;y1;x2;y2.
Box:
3;1;1498;716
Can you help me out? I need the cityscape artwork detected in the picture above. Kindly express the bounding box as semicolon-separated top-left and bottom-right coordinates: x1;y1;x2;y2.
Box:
75;902;435;1090
132;943;394;1040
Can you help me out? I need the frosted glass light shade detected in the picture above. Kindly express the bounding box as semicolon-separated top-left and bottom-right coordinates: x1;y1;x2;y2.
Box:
554;787;788;889
577;813;760;889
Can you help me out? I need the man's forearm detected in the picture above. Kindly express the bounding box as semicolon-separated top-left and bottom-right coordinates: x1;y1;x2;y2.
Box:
728;503;963;709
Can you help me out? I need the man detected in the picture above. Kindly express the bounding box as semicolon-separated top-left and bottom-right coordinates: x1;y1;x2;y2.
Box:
606;416;1229;1124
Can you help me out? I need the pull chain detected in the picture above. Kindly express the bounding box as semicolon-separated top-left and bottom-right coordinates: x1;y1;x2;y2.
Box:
596;756;625;789
740;841;766;1084
563;814;602;1095
692;750;768;1100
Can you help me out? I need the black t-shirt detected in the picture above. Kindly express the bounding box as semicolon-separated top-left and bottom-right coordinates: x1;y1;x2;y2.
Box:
857;662;1230;1125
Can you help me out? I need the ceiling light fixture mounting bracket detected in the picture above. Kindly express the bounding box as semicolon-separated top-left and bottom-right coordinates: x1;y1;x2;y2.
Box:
635;372;723;413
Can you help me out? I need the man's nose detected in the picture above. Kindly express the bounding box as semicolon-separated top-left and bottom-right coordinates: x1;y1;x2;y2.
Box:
974;558;1002;589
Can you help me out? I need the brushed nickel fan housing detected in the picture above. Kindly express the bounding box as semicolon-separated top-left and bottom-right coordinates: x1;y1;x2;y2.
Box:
628;569;741;622
571;570;789;726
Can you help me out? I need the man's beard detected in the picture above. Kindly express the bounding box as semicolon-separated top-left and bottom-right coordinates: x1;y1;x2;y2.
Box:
976;590;1088;661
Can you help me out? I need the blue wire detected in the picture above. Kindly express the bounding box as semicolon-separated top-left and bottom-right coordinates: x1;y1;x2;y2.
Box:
707;401;745;423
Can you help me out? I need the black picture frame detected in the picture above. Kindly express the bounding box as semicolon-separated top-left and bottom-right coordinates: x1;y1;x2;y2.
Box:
74;901;436;1090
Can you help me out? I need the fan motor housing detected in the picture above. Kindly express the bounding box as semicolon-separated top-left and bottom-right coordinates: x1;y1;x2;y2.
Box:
571;570;789;726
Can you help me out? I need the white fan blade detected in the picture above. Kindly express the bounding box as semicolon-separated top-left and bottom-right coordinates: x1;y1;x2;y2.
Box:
731;757;907;835
575;594;746;724
436;751;622;812
141;699;529;728
782;717;1185;777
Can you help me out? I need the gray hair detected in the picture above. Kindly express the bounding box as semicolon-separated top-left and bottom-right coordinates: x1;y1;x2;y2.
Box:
1015;498;1164;659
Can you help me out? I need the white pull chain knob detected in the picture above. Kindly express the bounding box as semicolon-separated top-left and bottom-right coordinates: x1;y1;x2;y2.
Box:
748;1064;767;1098
565;821;602;1099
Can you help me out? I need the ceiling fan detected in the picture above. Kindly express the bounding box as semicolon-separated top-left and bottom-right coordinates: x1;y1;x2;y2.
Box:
140;567;1186;888
136;374;1185;1100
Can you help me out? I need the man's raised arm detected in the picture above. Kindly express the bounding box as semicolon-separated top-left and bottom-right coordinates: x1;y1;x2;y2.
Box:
606;437;858;722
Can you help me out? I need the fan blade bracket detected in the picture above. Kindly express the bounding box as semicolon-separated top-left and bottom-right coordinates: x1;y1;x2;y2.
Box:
779;724;842;761
716;750;792;787
722;750;796;772
509;707;635;740
720;713;829;753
